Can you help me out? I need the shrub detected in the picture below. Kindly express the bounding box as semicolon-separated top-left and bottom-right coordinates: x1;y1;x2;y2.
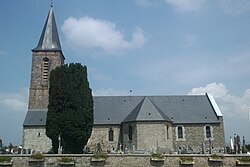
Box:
0;156;12;162
180;157;194;162
211;154;224;159
30;153;45;159
238;157;250;162
151;153;163;159
93;153;108;159
59;157;75;163
242;147;248;154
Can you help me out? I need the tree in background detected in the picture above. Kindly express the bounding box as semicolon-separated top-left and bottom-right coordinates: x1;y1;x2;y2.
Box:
0;139;2;150
46;63;93;153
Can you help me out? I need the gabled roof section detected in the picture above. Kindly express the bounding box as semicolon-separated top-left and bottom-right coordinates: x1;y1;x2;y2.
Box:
206;93;223;117
148;95;221;124
123;97;171;123
32;5;62;52
23;110;47;126
93;96;144;125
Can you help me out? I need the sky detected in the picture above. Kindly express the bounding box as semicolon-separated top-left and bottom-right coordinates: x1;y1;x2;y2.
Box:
0;0;250;146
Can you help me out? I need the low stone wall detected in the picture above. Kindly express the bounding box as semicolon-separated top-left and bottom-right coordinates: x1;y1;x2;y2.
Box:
0;154;249;167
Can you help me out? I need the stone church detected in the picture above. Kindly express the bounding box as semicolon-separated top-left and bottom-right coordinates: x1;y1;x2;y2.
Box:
23;4;225;154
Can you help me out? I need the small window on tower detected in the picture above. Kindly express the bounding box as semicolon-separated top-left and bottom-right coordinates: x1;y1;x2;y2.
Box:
42;58;50;84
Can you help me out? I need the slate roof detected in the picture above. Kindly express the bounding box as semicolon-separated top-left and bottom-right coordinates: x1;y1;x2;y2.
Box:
23;94;222;126
123;97;172;123
94;95;221;125
32;6;62;52
23;109;47;126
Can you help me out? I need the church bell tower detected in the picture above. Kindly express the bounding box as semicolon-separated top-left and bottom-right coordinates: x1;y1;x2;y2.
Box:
23;2;65;152
29;3;65;109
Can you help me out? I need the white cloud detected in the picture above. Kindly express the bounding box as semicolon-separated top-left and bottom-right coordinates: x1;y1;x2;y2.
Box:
62;17;147;54
0;89;28;112
93;88;131;96
166;0;205;12
188;83;250;140
0;89;28;145
219;0;250;15
188;82;228;98
188;82;247;115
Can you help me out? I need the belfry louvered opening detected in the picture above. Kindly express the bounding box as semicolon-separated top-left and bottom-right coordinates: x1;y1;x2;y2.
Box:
42;57;50;83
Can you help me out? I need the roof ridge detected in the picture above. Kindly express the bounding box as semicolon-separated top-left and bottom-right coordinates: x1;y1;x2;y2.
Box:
122;97;145;123
138;97;169;121
122;97;171;123
148;98;172;122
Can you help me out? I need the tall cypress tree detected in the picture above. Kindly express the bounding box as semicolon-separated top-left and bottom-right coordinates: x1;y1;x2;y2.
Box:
46;63;93;153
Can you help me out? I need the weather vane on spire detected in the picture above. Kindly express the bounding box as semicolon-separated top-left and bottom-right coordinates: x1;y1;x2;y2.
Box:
51;0;53;7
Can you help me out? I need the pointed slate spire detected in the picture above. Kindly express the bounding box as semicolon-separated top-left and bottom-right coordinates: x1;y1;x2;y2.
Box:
32;4;61;52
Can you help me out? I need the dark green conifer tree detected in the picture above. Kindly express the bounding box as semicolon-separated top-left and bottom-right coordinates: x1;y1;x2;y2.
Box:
46;63;93;153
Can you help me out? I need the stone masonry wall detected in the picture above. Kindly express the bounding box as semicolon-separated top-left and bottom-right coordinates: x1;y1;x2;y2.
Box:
122;123;137;151
173;121;225;153
136;122;173;153
1;154;249;167
22;119;224;154
29;51;64;109
86;126;121;152
216;117;225;148
23;127;52;153
23;125;123;153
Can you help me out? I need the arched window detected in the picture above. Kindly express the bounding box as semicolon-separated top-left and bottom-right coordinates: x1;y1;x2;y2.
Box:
128;125;133;141
42;58;49;84
206;126;211;138
108;128;114;141
177;126;183;139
